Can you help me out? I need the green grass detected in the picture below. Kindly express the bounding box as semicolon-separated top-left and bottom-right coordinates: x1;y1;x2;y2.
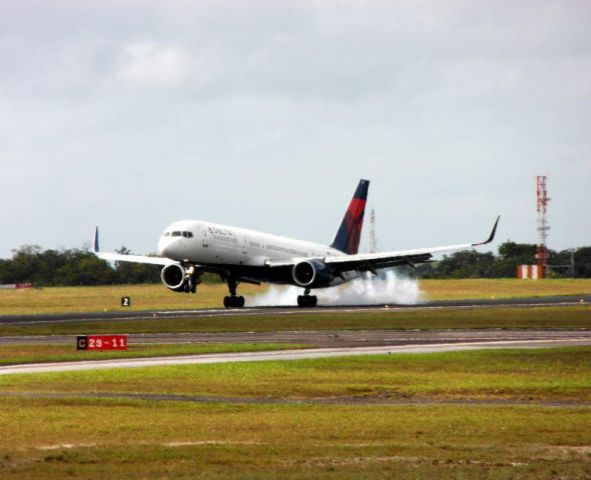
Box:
0;343;306;366
2;348;590;478
0;399;589;479
0;283;262;315
420;278;591;300
1;305;589;337
2;347;590;403
0;279;589;315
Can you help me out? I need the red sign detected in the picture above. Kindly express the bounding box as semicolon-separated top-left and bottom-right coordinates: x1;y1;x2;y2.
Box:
0;282;33;289
77;335;127;351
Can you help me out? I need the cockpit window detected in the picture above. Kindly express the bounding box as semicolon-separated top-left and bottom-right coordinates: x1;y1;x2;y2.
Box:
163;230;193;238
169;231;193;238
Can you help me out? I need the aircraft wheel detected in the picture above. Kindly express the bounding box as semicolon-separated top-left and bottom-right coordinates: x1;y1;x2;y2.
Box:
224;295;245;308
297;295;317;307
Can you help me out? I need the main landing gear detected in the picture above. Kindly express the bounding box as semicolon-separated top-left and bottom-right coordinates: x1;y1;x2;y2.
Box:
223;277;245;308
297;289;317;307
224;295;245;308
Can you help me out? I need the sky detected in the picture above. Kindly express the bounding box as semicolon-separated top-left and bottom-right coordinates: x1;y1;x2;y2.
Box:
1;0;590;258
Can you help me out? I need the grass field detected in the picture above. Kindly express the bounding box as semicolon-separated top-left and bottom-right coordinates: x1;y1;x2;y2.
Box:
0;278;589;315
1;305;589;337
1;399;589;479
422;278;591;300
2;347;590;402
1;348;590;479
1;281;590;478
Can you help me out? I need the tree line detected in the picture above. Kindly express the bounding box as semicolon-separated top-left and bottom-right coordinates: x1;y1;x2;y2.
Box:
0;241;589;287
418;241;591;278
0;245;160;286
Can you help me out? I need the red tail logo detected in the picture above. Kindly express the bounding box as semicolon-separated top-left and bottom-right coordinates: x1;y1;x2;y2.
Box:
330;180;369;254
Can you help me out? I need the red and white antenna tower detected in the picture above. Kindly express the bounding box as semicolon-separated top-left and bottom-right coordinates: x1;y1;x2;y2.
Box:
536;175;550;277
369;208;377;254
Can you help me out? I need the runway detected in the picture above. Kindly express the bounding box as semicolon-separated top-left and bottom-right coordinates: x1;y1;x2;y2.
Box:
1;295;589;376
2;328;591;348
1;329;590;375
0;294;589;325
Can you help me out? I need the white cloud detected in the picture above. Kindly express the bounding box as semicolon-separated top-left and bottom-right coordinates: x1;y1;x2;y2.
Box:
1;1;590;256
116;42;189;87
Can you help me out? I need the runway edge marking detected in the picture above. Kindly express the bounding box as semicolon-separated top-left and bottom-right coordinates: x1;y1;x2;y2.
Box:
1;338;590;376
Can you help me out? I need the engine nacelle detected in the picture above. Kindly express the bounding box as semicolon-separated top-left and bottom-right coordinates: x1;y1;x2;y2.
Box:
160;264;187;292
292;259;334;288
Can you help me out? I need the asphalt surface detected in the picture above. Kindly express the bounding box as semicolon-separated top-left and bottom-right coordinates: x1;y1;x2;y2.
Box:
0;294;589;325
2;328;590;348
1;330;590;375
1;295;589;376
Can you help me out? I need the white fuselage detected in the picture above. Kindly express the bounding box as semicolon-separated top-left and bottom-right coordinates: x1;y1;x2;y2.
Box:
157;220;358;287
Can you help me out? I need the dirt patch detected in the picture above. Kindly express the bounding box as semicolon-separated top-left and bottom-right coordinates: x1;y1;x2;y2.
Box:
3;391;591;408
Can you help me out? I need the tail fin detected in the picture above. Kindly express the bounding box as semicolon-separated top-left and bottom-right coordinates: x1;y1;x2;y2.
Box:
330;179;369;254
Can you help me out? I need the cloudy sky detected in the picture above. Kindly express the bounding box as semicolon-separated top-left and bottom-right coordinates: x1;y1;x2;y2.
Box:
1;0;589;258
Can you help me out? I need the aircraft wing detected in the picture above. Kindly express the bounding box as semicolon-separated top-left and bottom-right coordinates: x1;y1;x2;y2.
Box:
92;227;177;266
94;251;176;266
265;216;500;273
324;216;500;273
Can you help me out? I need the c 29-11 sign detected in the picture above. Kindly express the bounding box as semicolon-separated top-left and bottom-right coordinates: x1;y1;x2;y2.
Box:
77;335;128;351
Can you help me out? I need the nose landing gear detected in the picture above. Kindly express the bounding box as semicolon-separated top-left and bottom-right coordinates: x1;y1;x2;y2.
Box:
182;266;202;294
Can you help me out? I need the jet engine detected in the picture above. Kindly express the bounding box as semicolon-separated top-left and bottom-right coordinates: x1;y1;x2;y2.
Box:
292;259;333;288
160;264;188;292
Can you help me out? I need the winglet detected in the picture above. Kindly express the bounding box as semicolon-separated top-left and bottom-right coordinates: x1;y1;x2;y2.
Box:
472;216;500;246
92;227;100;253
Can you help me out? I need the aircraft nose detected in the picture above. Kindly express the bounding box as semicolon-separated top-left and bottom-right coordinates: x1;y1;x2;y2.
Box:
158;237;177;257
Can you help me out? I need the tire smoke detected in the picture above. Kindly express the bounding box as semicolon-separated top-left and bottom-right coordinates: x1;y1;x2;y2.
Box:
247;269;423;307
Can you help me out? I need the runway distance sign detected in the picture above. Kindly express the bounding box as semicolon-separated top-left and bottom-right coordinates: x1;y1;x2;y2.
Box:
77;335;128;351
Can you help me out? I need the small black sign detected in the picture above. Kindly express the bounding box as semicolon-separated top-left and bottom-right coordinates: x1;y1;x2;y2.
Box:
121;296;131;307
77;335;88;351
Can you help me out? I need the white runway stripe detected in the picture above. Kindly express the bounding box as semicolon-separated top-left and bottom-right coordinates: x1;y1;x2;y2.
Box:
1;338;590;375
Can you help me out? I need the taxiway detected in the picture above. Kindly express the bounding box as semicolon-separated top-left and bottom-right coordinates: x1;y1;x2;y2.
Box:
0;295;588;325
1;329;589;376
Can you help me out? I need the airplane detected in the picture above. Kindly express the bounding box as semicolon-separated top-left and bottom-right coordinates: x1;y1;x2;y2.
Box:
93;179;499;308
